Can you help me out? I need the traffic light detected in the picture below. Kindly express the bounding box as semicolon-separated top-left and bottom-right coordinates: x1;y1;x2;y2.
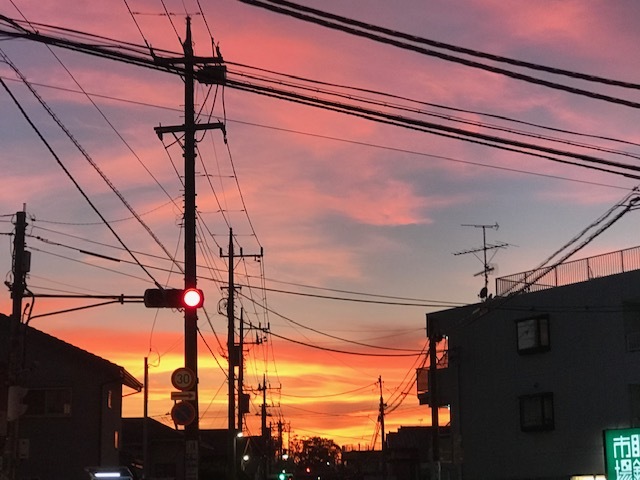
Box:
143;288;204;309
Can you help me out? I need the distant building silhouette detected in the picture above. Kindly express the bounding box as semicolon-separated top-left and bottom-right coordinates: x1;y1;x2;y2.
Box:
342;426;451;480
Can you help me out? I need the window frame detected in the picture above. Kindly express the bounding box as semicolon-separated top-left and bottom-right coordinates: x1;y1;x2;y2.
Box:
24;387;72;417
519;392;554;432
516;314;550;354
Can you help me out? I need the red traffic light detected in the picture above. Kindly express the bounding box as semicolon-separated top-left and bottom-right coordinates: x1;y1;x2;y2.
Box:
182;288;204;308
143;288;204;309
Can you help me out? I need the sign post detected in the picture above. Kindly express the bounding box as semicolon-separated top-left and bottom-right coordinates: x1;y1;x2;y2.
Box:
170;367;197;427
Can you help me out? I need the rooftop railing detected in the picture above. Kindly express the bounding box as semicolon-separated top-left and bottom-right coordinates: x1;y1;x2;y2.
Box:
495;245;640;296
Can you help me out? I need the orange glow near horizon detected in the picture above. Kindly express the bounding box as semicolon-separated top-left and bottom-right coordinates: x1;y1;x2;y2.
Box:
3;304;434;446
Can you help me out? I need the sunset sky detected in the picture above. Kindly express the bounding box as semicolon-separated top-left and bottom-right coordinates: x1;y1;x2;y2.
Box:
2;0;640;448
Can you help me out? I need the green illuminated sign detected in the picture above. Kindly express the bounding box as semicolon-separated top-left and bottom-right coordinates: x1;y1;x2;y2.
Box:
604;427;640;479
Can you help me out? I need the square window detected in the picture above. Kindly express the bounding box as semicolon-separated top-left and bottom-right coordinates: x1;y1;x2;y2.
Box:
520;392;554;432
516;315;550;354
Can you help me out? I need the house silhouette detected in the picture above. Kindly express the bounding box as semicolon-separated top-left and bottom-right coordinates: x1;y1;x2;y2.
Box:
0;314;142;480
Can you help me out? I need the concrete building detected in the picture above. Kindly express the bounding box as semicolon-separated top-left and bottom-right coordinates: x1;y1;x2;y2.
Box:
424;246;640;480
0;314;142;480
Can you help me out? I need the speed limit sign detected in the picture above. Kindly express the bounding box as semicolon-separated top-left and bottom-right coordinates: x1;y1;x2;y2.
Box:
171;367;196;391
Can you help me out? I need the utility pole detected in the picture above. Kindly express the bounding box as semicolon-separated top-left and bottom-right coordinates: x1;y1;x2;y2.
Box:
454;223;509;300
378;376;386;480
220;229;263;480
225;230;237;480
238;310;266;435
276;420;283;460
238;309;245;434
143;357;149;480
427;315;442;480
259;374;269;480
153;17;225;480
3;208;29;480
181;25;199;480
246;375;280;480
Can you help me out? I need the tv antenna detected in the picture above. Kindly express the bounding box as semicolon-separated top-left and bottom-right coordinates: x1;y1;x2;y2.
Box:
453;223;510;300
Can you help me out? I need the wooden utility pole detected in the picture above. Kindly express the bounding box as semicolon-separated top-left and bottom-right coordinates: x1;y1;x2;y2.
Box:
238;309;245;433
221;229;263;480
2;209;28;480
153;17;225;480
260;374;268;480
226;229;237;480
181;22;200;480
427;315;442;480
378;376;386;480
143;357;149;480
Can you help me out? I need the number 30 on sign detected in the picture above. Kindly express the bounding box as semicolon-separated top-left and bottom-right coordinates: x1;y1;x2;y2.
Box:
171;367;196;391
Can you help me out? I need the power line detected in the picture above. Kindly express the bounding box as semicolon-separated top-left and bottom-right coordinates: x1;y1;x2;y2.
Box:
27;227;465;308
1;50;183;279
237;290;430;352
239;0;640;109
226;119;633;191
226;79;640;180
248;286;464;308
6;67;640;165
0;75;162;288
280;382;376;399
224;61;640;150
448;193;640;332
5;17;640;180
2;73;632;191
266;329;424;357
244;0;640;91
229;67;640;162
122;0;153;50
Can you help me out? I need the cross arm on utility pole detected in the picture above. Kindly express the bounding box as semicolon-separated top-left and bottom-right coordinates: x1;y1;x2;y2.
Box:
154;122;225;141
153;55;224;66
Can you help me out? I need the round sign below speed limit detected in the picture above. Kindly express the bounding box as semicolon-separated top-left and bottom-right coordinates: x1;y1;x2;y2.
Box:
171;401;196;426
171;367;196;391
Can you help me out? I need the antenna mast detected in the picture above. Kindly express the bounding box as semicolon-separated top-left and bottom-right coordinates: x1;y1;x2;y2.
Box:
454;223;509;299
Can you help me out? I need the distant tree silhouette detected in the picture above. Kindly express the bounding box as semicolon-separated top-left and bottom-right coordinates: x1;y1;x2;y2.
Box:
289;435;342;480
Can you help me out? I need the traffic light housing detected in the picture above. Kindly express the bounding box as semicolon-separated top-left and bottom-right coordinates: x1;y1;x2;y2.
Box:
144;288;204;309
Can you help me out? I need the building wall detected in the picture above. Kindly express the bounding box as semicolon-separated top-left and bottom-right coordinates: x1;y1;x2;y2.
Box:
101;381;125;466
431;269;640;480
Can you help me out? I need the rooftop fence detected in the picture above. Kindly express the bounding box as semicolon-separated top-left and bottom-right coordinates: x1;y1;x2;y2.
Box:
495;245;640;296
